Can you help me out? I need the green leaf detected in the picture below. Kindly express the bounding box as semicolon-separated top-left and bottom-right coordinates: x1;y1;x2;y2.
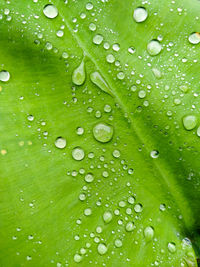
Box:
0;0;200;266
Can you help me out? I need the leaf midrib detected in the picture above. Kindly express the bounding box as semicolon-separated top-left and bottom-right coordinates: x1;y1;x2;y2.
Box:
58;7;193;230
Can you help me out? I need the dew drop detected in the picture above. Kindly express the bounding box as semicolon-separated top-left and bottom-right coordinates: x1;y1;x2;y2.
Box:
72;147;85;161
134;203;143;213
56;30;64;37
125;222;134;232
128;196;135;204
168;242;176;253
182;115;197;130
0;70;10;82
74;254;82;263
84;208;92;216
72;61;86;86
133;7;148;23
112;43;120;51
55;137;66;149
106;54;115;63
97;243;108;255
43;5;58;19
197;126;200;137
93;34;103;45
93;122;114;143
90;72;112;95
150;150;159;158
86;2;93;10
144;226;154;241
159;204;166;211
76;127;84;135
89;23;96;31
85;173;94;183
188;32;200;44
114;239;123;248
104;104;112;113
117;72;125;80
27;115;34;121
147;40;162;56
112;149;120;158
103;211;113;223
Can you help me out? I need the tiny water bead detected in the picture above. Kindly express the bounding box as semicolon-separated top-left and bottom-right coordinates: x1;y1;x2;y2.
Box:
117;72;125;80
72;147;85;161
55;137;67;149
103;211;113;223
112;149;120;158
114;239;123;248
0;70;10;82
133;7;148;23
168;242;176;253
112;43;120;52
134;203;143;213
93;34;103;45
43;5;58;19
72;61;85;86
86;2;93;10
90;71;111;95
89;23;96;31
182;115;197;130
85;173;94;183
74;254;82;263
104;104;112;113
93;122;114;143
125;222;134;232
84;208;92;216
150;150;159;159
76;127;84;135
144;226;154;241
147;40;162;56
97;243;108;255
197;126;200;137
106;54;115;63
188;32;200;44
27;115;34;121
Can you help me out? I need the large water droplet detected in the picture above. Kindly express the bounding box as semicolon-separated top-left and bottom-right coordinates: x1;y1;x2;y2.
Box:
97;243;108;255
103;211;113;223
144;226;154;241
90;71;112;95
93;122;114;143
0;70;10;82
133;7;148;23
168;242;176;253
147;40;162;56
55;137;67;149
72;61;86;86
188;32;200;45
182;115;197;130
43;5;58;19
72;147;85;161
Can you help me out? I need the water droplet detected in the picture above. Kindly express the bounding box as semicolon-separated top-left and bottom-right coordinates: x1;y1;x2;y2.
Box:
125;222;134;232
43;5;58;19
89;23;96;31
85;173;94;183
134;203;143;213
112;43;120;51
152;68;162;79
188;32;200;44
106;54;115;63
117;72;125;80
138;90;146;99
27;115;34;121
114;239;123;248
104;104;112;113
76;127;84;135
93;34;103;45
55;137;66;149
144;226;154;241
133;7;148;23
179;85;189;93
86;2;93;10
72;61;86;86
168;242;176;253
74;254;82;263
128;196;135;204
197;126;200;137
159;204;166;211
0;70;10;82
147;40;162;56
84;208;92;216
56;30;64;37
112;149;120;158
128;46;136;54
90;72;112;95
72;147;85;161
182;115;197;130
150;150;159;158
93;122;114;143
97;243;108;255
103;211;113;223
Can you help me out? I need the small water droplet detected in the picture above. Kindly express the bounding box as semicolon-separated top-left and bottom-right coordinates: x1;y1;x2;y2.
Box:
134;203;143;213
84;208;92;216
112;149;120;158
90;71;112;95
182;115;197;130
150;150;159;158
106;54;115;63
188;32;200;44
144;226;154;241
43;5;58;19
89;23;96;31
147;40;162;56
159;204;166;211
0;70;10;82
133;7;148;23
76;127;84;135
197;126;200;137
74;254;82;263
103;211;113;223
55;137;67;149
27;115;34;121
56;30;64;37
125;222;134;232
72;147;85;161
72;61;86;86
86;2;93;10
93;34;103;45
104;104;112;113
168;242;176;253
93;122;114;143
117;72;125;80
97;243;108;255
85;173;94;183
114;239;123;248
112;43;120;51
